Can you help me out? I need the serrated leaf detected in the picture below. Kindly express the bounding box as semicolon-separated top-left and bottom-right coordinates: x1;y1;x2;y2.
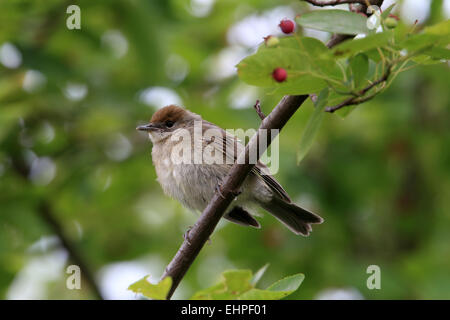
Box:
333;31;394;57
296;10;370;35
349;53;369;88
297;88;329;164
128;276;172;300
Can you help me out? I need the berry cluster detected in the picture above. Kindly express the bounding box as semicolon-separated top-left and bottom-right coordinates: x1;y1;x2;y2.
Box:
269;19;296;83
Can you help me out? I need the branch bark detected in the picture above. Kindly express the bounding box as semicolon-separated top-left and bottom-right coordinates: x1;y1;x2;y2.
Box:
160;24;360;298
303;0;366;6
302;0;382;7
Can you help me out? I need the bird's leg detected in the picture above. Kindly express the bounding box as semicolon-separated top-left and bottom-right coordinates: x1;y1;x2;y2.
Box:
183;225;193;245
215;184;226;199
184;225;211;245
216;184;242;199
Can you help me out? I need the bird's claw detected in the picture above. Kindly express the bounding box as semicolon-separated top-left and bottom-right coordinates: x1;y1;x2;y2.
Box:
183;225;212;245
215;184;226;199
183;225;193;245
216;184;241;199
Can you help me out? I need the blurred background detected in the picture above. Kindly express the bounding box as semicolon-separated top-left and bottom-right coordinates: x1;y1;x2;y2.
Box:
0;0;449;300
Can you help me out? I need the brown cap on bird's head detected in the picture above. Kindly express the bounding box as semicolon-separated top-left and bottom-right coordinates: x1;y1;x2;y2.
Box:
137;105;199;132
150;105;187;124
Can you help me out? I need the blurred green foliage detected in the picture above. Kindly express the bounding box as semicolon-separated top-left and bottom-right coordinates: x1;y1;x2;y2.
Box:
0;0;449;300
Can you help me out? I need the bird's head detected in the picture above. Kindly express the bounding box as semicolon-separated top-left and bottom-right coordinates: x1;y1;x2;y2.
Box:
136;105;201;143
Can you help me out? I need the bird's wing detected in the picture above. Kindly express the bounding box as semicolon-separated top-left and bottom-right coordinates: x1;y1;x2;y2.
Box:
252;163;291;202
201;120;291;202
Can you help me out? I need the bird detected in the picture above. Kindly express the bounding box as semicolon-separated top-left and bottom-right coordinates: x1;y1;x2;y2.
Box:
136;105;323;236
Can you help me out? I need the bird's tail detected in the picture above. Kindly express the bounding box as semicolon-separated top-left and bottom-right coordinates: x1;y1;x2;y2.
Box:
260;197;323;236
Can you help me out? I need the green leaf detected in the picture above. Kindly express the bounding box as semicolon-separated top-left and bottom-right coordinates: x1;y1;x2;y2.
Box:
296;10;370;35
222;269;253;293
365;48;390;63
267;273;305;292
401;33;446;52
421;47;450;60
251;263;269;286
237;37;341;95
424;19;450;36
401;20;450;53
333;31;394;57
191;269;253;300
297;88;329;164
240;273;305;300
190;268;304;300
381;3;396;20
411;54;447;65
349;53;369;88
128;276;172;300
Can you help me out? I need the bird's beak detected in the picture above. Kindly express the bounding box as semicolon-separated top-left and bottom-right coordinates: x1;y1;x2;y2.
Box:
136;123;158;132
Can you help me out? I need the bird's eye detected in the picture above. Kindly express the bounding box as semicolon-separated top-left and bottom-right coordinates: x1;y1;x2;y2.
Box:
165;120;174;128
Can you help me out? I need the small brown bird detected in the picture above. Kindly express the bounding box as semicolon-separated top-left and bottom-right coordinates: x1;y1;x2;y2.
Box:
137;105;323;236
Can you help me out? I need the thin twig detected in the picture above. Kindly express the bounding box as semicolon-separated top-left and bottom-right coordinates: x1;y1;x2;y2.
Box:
325;66;391;113
254;100;266;120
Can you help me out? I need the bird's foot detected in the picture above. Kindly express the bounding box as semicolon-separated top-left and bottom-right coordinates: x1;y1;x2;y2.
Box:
216;184;242;199
215;184;226;199
183;225;212;245
183;225;193;245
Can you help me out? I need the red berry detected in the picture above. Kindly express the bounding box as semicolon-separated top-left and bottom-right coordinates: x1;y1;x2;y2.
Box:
272;67;287;82
279;19;295;34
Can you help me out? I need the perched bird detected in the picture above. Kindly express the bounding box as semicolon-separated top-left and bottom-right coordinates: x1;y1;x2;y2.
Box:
137;105;323;236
